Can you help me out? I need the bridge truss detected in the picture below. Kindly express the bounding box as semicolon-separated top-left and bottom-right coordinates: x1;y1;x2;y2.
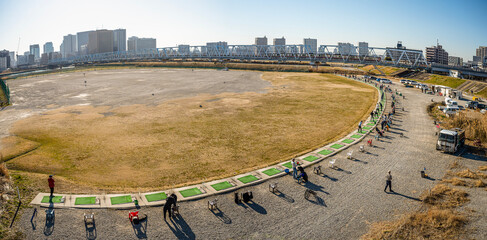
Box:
49;45;428;68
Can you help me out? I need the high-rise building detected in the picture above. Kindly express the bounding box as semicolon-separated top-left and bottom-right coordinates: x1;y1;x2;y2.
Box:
426;43;449;65
255;36;267;46
338;42;354;55
273;37;286;53
476;46;487;62
43;42;54;54
273;37;285;46
358;42;369;56
127;36;137;51
9;51;16;68
303;38;317;54
62;34;77;57
113;29;126;52
0;50;11;68
127;36;156;51
386;41;423;64
88;30;114;54
254;36;268;55
0;57;7;71
40;53;49;65
448;56;463;67
203;41;228;55
29;44;40;60
77;30;94;55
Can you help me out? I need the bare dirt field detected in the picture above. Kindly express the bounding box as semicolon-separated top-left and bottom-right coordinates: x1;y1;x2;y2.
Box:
0;69;376;192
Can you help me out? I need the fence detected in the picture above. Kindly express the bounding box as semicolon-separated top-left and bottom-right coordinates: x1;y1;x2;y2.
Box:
0;78;10;106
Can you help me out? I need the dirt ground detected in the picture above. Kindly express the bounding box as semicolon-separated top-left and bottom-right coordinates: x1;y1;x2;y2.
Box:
0;69;376;192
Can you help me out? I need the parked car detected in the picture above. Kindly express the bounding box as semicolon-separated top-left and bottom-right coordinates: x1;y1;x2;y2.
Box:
400;79;408;84
381;79;392;84
465;101;479;109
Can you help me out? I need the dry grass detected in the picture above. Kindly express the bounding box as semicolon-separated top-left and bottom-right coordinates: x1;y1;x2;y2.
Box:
442;177;469;187
0;136;40;161
443;111;487;143
128;61;364;75
361;208;467;240
474;179;486;188
358;65;401;76
5;72;377;192
421;184;469;209
0;163;8;179
455;169;487;180
479;166;487;171
363;184;469;239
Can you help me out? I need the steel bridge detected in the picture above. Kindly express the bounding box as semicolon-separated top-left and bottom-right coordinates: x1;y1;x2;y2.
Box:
48;44;429;68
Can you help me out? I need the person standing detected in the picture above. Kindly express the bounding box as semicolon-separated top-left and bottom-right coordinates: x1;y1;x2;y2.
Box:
163;193;178;220
48;175;55;197
384;171;393;192
358;120;363;132
292;158;298;179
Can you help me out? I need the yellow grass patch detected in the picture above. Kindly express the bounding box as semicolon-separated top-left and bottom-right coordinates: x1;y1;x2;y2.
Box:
421;184;469;209
5;72;377;192
0;136;40;161
361;208;467;240
479;166;487;171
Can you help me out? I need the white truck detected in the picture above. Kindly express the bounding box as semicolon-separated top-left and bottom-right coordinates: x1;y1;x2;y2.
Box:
436;128;465;153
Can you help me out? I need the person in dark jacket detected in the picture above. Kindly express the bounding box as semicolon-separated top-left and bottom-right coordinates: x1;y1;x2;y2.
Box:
163;193;178;220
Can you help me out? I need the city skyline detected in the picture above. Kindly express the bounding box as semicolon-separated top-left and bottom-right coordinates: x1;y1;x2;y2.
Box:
1;0;486;61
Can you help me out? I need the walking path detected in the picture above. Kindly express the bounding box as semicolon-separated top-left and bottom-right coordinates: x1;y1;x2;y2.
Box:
20;76;461;239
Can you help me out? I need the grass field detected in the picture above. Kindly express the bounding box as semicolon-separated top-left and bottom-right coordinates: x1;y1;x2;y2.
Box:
5;72;377;192
423;75;467;89
359;65;402;76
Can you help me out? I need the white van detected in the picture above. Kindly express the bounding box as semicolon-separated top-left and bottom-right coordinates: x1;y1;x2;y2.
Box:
443;105;459;115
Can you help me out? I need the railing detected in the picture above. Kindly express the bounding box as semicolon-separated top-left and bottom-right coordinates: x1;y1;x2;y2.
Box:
0;78;10;106
48;44;429;68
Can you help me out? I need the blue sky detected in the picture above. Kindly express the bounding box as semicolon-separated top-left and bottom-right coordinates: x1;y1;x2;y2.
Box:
1;0;485;60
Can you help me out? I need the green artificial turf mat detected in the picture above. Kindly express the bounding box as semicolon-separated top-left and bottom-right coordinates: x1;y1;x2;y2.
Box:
179;188;203;197
282;162;292;168
75;197;96;205
303;155;319;162
237;175;259;184
366;122;375;126
262;168;281;176
342;139;354;144
211;181;233;191
318;149;333;155
145;192;167;202
331;144;344;149
110;195;132;205
363;126;372;130
351;134;362;139
41;196;63;203
358;130;368;134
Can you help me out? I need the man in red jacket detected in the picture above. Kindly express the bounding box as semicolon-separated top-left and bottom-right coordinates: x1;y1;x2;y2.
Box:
48;175;55;197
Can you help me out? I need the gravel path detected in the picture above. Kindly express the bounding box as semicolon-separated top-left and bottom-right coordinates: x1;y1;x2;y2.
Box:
18;79;468;239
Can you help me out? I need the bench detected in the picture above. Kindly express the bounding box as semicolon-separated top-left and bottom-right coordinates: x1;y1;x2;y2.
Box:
208;199;218;210
313;166;322;175
329;159;336;169
84;213;95;226
304;189;317;200
269;183;278;193
347;151;353;160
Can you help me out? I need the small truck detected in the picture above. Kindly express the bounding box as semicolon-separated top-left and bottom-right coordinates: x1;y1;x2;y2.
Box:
436;128;465;153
